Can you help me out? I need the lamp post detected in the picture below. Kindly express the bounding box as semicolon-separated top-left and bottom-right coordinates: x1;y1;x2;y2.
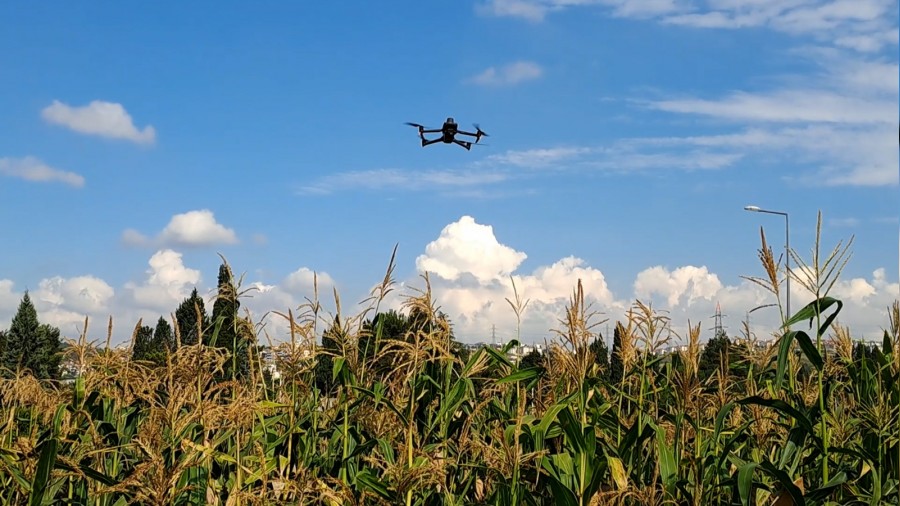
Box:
744;205;791;323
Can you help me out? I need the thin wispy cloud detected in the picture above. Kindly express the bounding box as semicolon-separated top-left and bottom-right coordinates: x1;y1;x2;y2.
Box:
646;90;892;124
485;147;592;168
0;156;85;187
42;100;156;145
298;168;510;195
478;0;899;53
466;61;543;86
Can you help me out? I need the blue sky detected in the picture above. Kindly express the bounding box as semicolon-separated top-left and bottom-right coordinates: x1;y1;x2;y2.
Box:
1;1;897;345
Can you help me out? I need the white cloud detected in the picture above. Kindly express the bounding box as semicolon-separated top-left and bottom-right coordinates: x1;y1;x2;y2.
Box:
0;280;19;317
478;0;899;54
125;250;202;312
466;61;544;86
416;216;527;284
1;218;896;346
32;276;115;333
486;147;592;168
629;123;898;186
634;265;724;308
647;89;892;124
298;168;508;195
122;210;239;248
475;0;554;22
0;156;85;187
42;100;156;145
35;276;115;315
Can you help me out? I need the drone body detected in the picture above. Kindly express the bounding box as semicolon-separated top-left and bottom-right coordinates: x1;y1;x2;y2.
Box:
406;117;488;150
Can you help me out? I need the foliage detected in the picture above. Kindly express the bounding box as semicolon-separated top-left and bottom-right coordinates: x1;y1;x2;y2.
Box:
174;287;210;347
698;331;730;381
130;323;154;363
0;222;897;505
0;292;62;379
210;262;250;381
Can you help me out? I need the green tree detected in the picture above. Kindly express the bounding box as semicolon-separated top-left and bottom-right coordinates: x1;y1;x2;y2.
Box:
608;322;624;385
210;263;250;381
699;331;731;382
519;348;544;372
589;333;609;377
315;316;343;395
146;317;173;365
175;288;210;347
131;323;155;363
1;292;62;379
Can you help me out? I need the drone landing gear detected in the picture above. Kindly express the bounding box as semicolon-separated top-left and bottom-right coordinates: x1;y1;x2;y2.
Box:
422;137;443;147
453;140;472;150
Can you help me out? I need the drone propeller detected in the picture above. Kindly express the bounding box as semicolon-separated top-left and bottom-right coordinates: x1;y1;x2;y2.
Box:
473;123;489;141
405;122;426;129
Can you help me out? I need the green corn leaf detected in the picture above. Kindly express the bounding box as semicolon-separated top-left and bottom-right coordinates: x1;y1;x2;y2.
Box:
784;297;843;337
496;367;541;385
805;472;847;502
355;468;392;499
738;462;759;506
738;397;816;436
483;345;514;368
558;407;586;454
29;436;58;506
654;423;677;494
791;330;824;372
759;461;805;506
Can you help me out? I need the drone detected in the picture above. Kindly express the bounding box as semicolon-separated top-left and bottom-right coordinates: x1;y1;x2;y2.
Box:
405;117;488;150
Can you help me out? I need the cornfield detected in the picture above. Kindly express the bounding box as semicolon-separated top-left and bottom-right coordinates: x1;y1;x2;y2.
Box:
1;222;898;505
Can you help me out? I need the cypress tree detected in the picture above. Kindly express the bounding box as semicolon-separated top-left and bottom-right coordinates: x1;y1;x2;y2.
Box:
148;317;173;365
589;333;609;376
1;292;62;379
608;322;624;385
175;288;210;347
210;263;249;380
131;323;155;363
315;316;342;395
699;332;731;382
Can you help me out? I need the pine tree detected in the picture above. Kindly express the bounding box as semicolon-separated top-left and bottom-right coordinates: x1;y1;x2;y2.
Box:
211;262;249;381
699;331;731;382
1;292;62;379
175;288;210;347
147;317;173;365
608;323;624;385
315;316;343;395
589;333;609;377
131;323;155;362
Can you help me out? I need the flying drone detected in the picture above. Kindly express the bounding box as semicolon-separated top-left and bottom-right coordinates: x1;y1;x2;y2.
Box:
405;117;488;150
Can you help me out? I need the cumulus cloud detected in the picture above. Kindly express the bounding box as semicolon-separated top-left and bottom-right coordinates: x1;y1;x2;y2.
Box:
634;265;724;307
42;100;156;144
125;250;202;312
0;156;85;187
0;218;896;347
466;61;543;86
122;210;239;248
32;275;115;332
416;216;527;284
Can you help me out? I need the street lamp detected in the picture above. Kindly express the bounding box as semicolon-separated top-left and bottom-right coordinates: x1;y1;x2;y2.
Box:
744;205;791;323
